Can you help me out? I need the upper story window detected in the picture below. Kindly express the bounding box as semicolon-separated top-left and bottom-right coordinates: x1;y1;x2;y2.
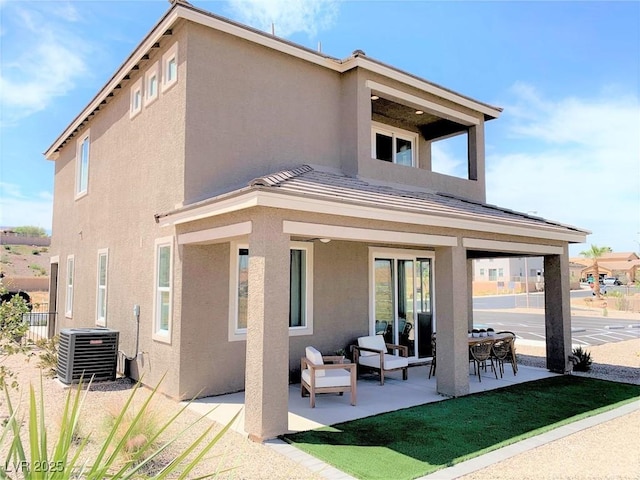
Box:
130;78;143;118
153;237;173;342
229;241;313;341
96;249;108;326
75;132;90;198
162;42;178;92
145;61;159;106
372;123;417;167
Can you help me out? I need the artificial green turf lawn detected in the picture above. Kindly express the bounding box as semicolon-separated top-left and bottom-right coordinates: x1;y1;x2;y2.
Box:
282;376;640;480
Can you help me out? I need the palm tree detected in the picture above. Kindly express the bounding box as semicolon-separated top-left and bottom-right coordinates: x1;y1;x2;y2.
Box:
580;245;612;298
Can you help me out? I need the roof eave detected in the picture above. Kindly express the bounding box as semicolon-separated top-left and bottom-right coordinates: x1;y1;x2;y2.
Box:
156;187;588;244
44;6;183;160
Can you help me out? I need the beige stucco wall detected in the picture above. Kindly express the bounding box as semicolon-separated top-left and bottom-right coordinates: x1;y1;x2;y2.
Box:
50;24;189;397
181;20;489;206
182;23;344;204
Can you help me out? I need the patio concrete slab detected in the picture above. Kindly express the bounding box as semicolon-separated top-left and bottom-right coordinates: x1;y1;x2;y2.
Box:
186;364;556;436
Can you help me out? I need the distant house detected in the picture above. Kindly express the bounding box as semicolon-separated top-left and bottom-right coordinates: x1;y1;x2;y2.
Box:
45;2;588;440
472;257;545;294
571;252;639;284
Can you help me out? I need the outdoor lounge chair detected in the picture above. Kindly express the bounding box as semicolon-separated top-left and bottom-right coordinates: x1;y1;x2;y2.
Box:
301;346;357;408
353;334;408;385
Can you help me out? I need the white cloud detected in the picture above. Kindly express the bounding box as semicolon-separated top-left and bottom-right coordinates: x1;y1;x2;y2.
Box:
0;3;88;124
487;84;640;253
226;0;339;37
0;183;52;230
431;135;468;178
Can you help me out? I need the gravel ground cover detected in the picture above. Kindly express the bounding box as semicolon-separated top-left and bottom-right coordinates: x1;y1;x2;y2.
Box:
1;337;638;479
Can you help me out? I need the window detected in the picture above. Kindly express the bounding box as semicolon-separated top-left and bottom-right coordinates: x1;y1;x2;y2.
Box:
498;268;504;278
162;42;178;91
65;255;74;317
154;239;172;341
479;268;485;276
145;62;159;105
75;132;90;197
488;268;498;281
372;123;417;167
130;78;143;118
96;249;108;326
230;241;313;340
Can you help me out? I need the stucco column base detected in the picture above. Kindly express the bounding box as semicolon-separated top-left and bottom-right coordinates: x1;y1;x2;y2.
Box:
244;213;290;440
434;245;470;397
544;250;573;373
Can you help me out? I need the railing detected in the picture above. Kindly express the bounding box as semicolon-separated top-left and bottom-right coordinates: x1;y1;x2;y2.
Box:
21;312;56;343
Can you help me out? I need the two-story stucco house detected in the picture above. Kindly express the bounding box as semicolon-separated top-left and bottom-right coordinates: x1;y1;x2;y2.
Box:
45;1;588;440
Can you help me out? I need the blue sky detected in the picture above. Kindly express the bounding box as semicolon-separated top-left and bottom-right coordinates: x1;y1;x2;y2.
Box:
1;0;638;256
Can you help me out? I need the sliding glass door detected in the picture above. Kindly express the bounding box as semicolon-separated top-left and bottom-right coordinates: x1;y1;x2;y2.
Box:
373;253;434;361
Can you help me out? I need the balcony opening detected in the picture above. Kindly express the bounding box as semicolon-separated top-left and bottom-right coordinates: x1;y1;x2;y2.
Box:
431;131;469;179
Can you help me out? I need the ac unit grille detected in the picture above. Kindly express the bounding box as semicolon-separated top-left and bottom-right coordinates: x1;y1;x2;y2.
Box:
57;328;119;384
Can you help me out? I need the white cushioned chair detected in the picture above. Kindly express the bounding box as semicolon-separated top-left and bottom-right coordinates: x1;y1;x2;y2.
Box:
301;346;357;408
353;334;408;385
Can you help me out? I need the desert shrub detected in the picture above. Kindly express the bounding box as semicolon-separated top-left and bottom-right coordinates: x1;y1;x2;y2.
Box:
35;335;59;378
572;346;593;372
28;264;47;276
608;291;630;311
1;377;237;478
0;293;29;342
104;398;162;464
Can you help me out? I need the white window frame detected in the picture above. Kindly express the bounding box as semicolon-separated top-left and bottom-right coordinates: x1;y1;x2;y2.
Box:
371;122;418;167
153;237;173;343
75;131;90;198
96;249;108;326
228;240;314;342
161;42;178;92
130;78;143;118
65;255;74;318
145;61;159;106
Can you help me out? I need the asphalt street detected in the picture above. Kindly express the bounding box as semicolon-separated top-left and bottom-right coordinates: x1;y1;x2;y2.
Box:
473;290;640;346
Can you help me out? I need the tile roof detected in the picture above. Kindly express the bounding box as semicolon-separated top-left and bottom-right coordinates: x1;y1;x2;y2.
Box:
250;165;588;236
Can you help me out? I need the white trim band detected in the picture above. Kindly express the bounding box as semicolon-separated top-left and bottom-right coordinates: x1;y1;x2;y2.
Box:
462;238;564;255
283;221;457;247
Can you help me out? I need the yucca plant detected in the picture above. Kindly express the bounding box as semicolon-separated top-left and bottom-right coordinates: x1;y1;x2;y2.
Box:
572;346;593;372
1;376;238;479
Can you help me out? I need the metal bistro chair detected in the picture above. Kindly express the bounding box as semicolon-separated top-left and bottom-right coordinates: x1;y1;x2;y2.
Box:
428;332;437;379
496;331;518;375
469;338;498;382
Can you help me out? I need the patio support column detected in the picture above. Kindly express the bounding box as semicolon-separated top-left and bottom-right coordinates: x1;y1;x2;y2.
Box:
544;248;572;374
434;245;470;397
244;213;290;441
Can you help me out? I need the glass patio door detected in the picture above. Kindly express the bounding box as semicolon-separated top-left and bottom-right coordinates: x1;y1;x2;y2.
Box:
373;256;433;361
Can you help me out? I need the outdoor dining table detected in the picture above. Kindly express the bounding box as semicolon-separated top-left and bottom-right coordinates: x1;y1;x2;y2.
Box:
467;332;511;345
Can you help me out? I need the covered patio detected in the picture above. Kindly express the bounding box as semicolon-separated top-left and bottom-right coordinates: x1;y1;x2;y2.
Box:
186;364;557;435
157;165;588;440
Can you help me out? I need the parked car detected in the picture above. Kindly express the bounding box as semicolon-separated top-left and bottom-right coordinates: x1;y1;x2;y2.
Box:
602;277;622;286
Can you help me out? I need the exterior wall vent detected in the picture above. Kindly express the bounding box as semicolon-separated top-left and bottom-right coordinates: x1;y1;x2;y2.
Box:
57;328;119;384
